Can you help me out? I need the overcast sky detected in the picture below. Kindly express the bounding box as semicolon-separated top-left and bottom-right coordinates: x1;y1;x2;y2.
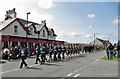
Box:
0;0;118;43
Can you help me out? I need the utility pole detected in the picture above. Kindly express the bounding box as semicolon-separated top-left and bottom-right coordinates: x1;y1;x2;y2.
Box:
94;33;99;45
26;12;30;46
108;35;112;43
94;33;95;45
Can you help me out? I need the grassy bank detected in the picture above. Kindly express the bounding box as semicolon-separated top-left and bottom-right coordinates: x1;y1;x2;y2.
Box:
102;56;120;61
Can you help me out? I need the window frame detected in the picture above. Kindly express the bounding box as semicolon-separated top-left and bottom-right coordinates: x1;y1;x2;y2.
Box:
14;25;18;34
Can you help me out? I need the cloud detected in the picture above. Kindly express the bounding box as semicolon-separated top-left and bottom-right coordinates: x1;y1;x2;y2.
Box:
38;0;54;9
69;32;84;37
0;0;54;26
58;31;84;37
85;34;90;38
113;19;118;24
58;31;94;39
112;17;120;25
87;14;95;18
30;10;54;21
89;25;92;29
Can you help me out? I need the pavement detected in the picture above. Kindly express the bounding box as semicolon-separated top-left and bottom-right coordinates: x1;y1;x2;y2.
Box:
0;50;118;78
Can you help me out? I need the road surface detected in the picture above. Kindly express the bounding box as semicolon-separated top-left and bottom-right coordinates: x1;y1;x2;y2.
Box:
0;50;118;79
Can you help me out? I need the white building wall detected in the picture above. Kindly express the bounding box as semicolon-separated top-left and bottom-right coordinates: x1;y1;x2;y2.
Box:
28;33;38;38
48;35;56;40
94;39;103;45
91;39;103;45
39;27;48;39
0;31;2;37
47;30;56;40
0;35;1;50
27;26;38;39
52;36;56;40
0;31;2;50
0;19;57;48
2;20;26;37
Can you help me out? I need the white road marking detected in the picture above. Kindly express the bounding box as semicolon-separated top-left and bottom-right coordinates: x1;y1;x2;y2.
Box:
91;59;100;64
59;62;62;63
0;64;38;75
83;65;87;68
67;58;101;77
74;70;79;73
73;74;80;77
79;65;87;70
0;68;19;74
101;56;105;59
67;73;73;77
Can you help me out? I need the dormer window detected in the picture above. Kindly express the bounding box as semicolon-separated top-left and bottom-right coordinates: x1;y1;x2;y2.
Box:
50;31;52;38
14;25;18;34
30;27;33;35
43;30;45;37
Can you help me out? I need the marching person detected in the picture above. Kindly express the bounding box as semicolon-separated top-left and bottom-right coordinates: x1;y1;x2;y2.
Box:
48;44;53;61
53;44;58;61
8;47;14;61
35;45;41;64
17;46;28;69
40;45;46;65
61;45;66;60
57;44;62;60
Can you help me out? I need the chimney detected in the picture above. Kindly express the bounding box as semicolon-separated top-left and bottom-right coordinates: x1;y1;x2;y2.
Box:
5;8;17;20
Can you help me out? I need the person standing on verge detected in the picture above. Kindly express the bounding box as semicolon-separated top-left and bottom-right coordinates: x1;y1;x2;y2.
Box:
108;43;114;59
117;42;120;58
106;44;110;59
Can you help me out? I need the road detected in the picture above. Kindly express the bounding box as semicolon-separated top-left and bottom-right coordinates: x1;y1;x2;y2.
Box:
0;50;118;78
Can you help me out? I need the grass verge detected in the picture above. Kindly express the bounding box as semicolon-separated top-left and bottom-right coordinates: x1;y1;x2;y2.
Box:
102;56;120;61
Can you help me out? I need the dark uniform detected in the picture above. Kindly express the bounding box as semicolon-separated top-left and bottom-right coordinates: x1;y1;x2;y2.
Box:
53;45;57;61
18;48;28;69
35;46;41;64
40;45;46;65
49;46;53;61
57;45;62;60
62;45;66;60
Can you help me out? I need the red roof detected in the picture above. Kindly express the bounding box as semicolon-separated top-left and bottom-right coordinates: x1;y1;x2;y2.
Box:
0;18;30;35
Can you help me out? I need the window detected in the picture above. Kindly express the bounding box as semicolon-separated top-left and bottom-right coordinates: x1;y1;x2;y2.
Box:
14;26;18;33
30;27;33;35
50;31;52;38
43;30;45;37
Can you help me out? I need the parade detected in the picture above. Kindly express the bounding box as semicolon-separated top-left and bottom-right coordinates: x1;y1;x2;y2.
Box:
0;1;119;78
1;42;120;69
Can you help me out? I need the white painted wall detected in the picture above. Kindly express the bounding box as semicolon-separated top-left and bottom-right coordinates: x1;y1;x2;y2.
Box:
0;33;1;51
0;31;2;37
0;36;1;50
2;20;26;37
48;30;56;40
91;39;103;45
27;26;38;38
1;19;57;46
27;26;56;40
39;26;48;39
